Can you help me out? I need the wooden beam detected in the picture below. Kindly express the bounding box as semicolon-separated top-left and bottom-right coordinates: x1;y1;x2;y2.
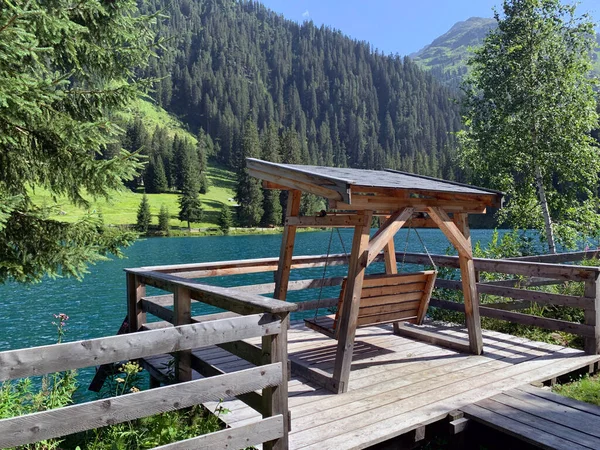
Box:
126;273;146;333
174;287;191;382
263;180;290;190
332;210;373;393
247;157;351;203
436;279;594;310
394;252;600;282
584;274;600;354
331;198;487;214
285;214;366;227
250;167;343;201
366;208;414;266
394;324;471;353
429;298;596;337
262;313;290;450
0;314;281;381
428;207;482;355
379;215;404;334
427;208;472;258
274;190;302;300
126;269;297;315
0;365;283;448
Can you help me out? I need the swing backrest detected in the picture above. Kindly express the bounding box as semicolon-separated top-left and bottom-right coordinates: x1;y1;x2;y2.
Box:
333;270;437;330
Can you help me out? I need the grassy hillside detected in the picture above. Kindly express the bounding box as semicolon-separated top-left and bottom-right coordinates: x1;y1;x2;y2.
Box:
32;98;238;230
32;164;237;230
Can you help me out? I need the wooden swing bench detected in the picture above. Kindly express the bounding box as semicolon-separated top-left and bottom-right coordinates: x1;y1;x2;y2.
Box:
304;270;437;339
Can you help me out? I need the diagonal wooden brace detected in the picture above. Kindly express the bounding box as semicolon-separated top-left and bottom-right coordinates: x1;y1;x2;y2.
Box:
366;207;414;267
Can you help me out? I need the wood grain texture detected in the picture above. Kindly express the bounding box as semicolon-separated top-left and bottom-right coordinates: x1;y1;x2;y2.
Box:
125;269;297;315
366;208;414;266
274;189;302;301
0;314;280;381
0;364;282;448
332;211;373;393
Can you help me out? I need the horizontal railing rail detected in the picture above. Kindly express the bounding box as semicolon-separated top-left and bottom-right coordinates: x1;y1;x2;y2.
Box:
132;251;600;357
0;315;285;449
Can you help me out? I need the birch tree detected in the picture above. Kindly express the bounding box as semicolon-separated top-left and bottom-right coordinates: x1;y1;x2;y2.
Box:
460;0;600;252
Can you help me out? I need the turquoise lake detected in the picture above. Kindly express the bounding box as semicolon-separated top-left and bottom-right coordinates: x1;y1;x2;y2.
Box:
0;228;523;353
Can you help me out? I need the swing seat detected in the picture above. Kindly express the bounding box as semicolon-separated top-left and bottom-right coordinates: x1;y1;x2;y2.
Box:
304;270;437;338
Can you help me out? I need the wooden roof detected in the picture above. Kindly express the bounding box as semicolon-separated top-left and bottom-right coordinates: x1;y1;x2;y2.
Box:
247;158;504;213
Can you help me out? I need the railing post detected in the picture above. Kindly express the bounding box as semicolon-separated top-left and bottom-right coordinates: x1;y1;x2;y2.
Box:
174;286;192;382
126;273;146;333
584;274;600;355
262;312;290;450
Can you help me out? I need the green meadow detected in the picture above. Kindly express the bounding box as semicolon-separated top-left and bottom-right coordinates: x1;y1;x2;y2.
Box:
32;164;237;230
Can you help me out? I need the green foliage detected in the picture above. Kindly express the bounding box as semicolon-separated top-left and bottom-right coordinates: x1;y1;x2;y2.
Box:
553;374;600;406
217;204;233;234
136;195;152;233
0;0;156;283
178;193;203;231
459;0;600;251
158;204;171;236
0;315;78;449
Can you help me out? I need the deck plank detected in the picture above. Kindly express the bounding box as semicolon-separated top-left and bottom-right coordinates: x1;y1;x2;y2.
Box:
139;321;600;450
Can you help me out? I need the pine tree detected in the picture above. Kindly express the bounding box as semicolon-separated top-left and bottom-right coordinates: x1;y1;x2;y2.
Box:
136;195;152;233
158;205;171;236
178;146;203;231
235;119;264;226
145;156;168;193
0;0;155;283
218;204;233;234
261;124;283;226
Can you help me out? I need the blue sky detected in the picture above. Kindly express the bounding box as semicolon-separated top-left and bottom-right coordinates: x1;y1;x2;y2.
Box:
260;0;600;56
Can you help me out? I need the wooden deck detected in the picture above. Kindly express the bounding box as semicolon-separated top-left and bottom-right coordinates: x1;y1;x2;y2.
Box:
143;321;600;450
461;385;600;449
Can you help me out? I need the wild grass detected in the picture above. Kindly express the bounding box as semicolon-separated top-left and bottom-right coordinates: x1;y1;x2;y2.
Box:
553;374;600;406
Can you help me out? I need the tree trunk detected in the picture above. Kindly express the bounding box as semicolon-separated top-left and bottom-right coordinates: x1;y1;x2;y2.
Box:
535;165;556;253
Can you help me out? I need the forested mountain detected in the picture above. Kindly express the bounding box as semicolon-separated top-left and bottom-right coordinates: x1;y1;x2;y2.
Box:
134;0;463;181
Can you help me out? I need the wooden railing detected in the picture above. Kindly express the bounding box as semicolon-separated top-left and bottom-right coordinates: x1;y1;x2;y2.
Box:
124;268;296;450
134;250;600;356
396;251;600;354
0;272;295;450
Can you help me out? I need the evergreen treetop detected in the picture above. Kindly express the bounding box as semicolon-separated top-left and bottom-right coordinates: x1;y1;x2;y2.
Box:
0;0;156;282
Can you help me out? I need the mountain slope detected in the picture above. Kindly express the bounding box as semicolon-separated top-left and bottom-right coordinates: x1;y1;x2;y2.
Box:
411;16;600;88
138;0;464;180
410;17;495;88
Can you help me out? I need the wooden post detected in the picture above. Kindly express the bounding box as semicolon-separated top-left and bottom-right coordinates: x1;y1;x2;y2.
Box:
428;208;483;355
262;312;290;450
584;273;600;355
380;216;403;334
455;213;479;282
332;210;373;393
126;273;146;333
274;190;302;300
174;286;192;382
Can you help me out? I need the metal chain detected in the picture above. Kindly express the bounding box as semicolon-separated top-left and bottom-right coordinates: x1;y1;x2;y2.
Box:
313;227;336;320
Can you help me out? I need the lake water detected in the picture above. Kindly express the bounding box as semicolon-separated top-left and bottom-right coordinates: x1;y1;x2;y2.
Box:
0;228;521;352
